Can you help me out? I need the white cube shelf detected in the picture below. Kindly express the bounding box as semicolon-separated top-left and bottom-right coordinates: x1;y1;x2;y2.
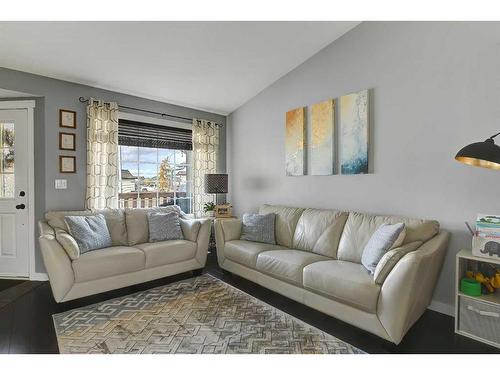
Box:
455;249;500;348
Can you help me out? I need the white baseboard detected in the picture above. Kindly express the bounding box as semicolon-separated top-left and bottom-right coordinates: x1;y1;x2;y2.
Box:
30;272;48;281
428;300;454;317
0;275;29;280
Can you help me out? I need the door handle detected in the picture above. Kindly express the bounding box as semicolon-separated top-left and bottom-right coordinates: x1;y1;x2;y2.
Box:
15;204;25;210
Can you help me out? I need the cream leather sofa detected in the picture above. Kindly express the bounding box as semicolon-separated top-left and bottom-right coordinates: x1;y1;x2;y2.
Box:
38;207;210;303
215;204;450;344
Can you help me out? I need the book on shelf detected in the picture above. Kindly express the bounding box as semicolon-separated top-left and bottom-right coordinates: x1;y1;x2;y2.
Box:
473;214;500;259
476;214;500;232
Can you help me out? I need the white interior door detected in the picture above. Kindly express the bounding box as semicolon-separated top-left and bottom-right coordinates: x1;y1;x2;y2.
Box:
0;109;29;278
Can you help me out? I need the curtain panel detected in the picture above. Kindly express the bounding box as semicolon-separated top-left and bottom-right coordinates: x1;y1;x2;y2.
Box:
192;119;219;218
86;98;119;210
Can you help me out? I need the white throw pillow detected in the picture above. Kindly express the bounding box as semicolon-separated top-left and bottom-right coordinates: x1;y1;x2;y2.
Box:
391;226;406;249
361;223;406;275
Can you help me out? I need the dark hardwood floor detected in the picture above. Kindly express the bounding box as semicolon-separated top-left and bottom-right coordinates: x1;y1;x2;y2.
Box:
0;252;498;354
0;279;24;293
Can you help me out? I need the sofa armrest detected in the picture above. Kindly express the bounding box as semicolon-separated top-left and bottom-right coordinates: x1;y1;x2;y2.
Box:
214;218;242;266
377;231;450;344
190;219;211;267
38;221;74;302
180;218;202;242
38;220;55;237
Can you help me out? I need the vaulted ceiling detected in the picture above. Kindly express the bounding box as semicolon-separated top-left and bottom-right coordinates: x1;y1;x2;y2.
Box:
0;22;359;114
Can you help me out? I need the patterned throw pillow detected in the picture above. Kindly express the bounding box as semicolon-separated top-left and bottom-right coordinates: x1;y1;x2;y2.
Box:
64;214;112;255
361;223;406;275
240;213;276;244
147;211;184;242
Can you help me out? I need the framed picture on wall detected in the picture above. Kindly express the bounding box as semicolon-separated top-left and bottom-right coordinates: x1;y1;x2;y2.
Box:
59;109;76;128
59;132;75;151
59;155;76;173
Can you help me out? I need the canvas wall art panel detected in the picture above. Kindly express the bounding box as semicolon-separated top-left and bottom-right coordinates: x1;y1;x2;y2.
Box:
285;107;306;176
311;99;335;175
340;89;369;175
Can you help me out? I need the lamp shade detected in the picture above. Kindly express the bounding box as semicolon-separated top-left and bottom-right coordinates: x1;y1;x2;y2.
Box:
204;174;228;194
455;138;500;170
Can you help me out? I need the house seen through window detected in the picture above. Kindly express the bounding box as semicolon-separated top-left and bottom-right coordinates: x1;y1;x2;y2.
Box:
118;119;193;213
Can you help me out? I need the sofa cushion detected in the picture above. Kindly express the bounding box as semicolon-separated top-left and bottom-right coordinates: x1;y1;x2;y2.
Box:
46;209;128;246
72;246;145;283
292;208;348;258
135;240;197;268
256;249;327;285
303;260;381;313
259;205;305;248
337;212;440;263
125;206;181;245
46;210;89;231
224;240;288;268
93;209;128;246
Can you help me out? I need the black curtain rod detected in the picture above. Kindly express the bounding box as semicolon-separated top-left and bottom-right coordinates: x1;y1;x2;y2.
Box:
78;96;194;123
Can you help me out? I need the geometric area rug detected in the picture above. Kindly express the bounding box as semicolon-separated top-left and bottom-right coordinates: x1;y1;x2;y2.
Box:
53;275;364;354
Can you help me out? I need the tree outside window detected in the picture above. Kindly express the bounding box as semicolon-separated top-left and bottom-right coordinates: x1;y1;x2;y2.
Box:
119;146;192;213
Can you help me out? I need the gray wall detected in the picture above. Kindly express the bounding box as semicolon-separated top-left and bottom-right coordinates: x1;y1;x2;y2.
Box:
0;67;226;274
227;22;500;314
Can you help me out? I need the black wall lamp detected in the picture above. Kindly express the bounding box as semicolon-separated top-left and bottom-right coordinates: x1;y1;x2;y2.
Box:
455;132;500;170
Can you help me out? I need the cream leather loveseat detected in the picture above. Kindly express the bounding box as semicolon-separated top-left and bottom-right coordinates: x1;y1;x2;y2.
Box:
215;204;450;344
38;207;210;303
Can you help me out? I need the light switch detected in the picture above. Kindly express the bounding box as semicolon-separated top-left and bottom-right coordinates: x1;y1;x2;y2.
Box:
55;179;67;189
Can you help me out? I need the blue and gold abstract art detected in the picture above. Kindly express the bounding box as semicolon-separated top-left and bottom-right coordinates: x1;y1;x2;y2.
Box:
340;89;369;175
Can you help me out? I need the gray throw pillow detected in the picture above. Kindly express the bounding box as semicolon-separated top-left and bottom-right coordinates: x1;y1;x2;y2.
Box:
361;223;406;275
64;214;112;255
147;211;184;242
240;213;276;244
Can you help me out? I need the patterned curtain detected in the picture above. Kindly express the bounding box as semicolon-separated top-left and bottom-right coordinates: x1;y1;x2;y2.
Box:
192;119;219;218
86;98;119;210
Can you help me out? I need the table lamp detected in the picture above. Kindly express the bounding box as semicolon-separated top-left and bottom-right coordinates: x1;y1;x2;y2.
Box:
204;174;231;218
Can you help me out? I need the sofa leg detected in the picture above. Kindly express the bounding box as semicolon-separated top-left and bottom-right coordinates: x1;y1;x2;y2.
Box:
192;268;203;277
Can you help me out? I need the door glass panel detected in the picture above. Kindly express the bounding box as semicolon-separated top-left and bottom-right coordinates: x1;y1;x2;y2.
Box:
0;123;14;198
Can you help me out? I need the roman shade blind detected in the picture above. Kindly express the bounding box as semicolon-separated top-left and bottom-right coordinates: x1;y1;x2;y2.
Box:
118;119;192;150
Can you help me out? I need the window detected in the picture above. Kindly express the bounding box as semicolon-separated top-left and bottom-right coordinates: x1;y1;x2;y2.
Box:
118;119;193;213
0;122;14;198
